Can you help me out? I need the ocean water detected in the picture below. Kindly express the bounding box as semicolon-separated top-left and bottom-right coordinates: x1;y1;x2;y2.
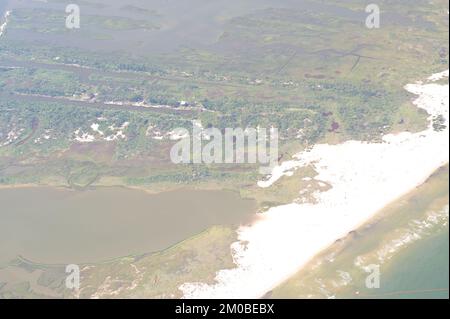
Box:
368;229;449;299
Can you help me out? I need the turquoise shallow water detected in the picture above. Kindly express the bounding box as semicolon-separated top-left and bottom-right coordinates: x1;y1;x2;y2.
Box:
371;228;449;299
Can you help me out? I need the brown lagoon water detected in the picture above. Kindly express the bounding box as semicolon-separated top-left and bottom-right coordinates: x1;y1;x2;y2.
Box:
0;187;256;265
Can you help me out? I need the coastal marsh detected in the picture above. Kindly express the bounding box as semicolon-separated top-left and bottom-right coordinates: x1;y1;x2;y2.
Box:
2;0;447;192
0;0;448;299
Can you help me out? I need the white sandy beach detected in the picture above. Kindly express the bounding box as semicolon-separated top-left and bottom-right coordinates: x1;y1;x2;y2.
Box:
179;69;449;299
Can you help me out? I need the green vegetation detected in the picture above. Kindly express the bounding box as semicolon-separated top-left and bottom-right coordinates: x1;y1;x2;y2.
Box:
1;0;447;192
9;8;159;34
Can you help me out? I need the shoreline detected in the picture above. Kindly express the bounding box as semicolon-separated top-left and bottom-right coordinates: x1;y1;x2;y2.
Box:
0;180;251;199
271;164;449;298
179;69;449;299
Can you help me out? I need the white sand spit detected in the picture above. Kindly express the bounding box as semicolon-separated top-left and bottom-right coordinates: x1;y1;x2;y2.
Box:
428;70;449;82
91;123;104;136
179;70;449;299
73;128;95;143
